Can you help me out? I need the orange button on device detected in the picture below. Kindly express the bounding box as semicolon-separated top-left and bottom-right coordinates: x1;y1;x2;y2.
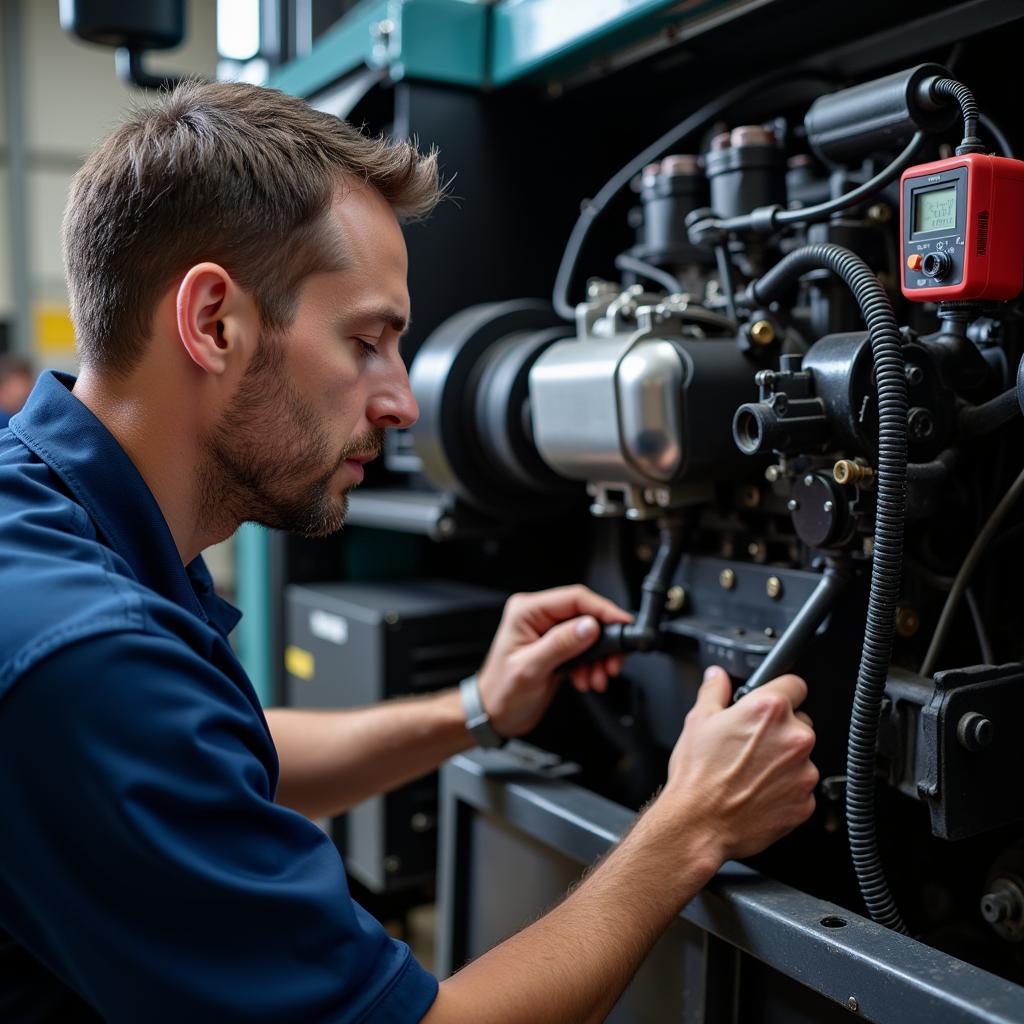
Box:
907;254;923;271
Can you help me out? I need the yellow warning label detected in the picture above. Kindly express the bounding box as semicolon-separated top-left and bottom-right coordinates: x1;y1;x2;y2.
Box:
285;645;315;680
33;303;76;355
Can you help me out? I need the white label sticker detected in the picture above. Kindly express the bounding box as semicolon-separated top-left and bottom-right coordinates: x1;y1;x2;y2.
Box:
309;609;348;645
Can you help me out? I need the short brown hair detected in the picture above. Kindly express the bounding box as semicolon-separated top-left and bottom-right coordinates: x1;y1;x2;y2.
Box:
63;80;441;375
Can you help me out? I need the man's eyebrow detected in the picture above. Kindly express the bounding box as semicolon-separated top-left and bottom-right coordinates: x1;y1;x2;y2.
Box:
349;306;410;335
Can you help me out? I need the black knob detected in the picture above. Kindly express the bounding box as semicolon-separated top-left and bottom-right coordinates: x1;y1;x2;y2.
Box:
922;250;953;280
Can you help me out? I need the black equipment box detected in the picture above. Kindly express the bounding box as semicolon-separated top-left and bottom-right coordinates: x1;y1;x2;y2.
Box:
283;579;506;892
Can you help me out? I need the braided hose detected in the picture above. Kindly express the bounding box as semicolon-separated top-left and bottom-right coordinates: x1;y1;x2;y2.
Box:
750;244;909;933
931;78;983;154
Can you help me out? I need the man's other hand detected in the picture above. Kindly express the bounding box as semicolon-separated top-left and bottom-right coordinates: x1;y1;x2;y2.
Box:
664;666;818;863
476;585;633;739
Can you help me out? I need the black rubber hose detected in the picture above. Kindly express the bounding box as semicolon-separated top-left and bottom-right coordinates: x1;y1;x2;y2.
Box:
958;387;1020;437
700;132;925;238
931;78;983;155
748;243;909;933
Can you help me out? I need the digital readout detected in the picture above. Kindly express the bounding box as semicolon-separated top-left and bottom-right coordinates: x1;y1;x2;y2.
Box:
913;186;957;234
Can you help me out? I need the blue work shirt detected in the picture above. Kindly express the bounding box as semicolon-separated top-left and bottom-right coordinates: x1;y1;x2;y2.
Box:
0;371;439;1022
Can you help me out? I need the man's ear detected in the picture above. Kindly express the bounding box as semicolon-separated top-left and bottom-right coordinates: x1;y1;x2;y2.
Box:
175;263;255;375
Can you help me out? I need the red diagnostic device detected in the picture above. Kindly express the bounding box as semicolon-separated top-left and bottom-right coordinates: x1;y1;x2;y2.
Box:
900;153;1024;302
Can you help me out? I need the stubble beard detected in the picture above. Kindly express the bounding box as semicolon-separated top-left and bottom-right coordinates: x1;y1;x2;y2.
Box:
198;332;385;539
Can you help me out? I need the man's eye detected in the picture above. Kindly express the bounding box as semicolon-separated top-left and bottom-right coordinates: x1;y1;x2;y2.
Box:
353;337;379;358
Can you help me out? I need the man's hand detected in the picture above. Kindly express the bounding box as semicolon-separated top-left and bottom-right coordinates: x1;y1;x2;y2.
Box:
476;585;633;739
661;665;818;863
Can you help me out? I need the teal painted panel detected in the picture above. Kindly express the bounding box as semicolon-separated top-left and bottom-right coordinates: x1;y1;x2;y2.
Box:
268;0;388;98
491;0;733;87
234;522;273;706
268;0;488;98
396;0;488;87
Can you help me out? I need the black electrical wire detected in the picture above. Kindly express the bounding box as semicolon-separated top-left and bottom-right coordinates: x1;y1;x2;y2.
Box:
964;587;995;665
747;243;909;934
920;464;1024;677
979;112;1014;158
551;69;838;320
931;77;983;155
699;132;926;239
614;254;682;295
714;245;738;322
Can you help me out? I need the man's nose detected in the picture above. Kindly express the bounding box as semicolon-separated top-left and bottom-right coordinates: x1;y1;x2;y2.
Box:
368;364;419;429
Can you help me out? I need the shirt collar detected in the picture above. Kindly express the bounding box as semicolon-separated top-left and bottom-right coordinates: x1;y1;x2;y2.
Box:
10;371;241;635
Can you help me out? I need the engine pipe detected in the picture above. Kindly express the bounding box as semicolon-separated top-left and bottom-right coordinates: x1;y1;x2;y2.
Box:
744;243;910;934
733;567;849;700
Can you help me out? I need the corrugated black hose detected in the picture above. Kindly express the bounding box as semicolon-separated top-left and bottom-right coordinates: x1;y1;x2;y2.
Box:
746;244;910;934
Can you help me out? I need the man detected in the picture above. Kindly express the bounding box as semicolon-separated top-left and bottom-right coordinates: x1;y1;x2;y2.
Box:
0;353;34;428
0;82;817;1022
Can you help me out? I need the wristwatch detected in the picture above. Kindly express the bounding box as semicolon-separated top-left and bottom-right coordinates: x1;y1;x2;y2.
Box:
459;674;507;749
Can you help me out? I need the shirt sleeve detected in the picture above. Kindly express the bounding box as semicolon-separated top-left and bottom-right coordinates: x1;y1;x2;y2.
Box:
0;631;439;1023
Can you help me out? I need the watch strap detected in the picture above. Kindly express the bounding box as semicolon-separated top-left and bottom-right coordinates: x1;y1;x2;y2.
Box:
459;674;506;749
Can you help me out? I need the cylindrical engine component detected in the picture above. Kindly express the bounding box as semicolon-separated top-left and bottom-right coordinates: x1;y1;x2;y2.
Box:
703;126;787;220
633;155;708;265
529;334;757;488
731;333;876;458
804;63;957;163
732;397;829;456
409;300;580;518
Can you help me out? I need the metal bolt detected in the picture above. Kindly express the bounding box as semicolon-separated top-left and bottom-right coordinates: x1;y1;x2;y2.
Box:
437;516;456;537
787;498;800;512
908;406;935;441
905;364;924;387
410;813;434;833
719;568;736;590
383;855;401;873
981;890;1015;924
957;711;994;752
748;319;776;347
894;606;919;638
765;465;782;483
848;995;860;1013
803;474;815;487
823;500;834;513
384;611;400;626
747;540;767;561
766;576;783;600
764;626;776;638
867;201;892;224
665;585;686;612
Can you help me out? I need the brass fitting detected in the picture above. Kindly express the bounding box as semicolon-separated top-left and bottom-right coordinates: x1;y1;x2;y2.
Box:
748;319;776;347
833;459;874;487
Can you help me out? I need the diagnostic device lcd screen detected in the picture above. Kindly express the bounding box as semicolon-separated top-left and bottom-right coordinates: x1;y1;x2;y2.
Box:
914;187;957;234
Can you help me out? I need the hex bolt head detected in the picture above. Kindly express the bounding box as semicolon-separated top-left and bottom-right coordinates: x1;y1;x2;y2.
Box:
957;711;994;752
847;996;859;1012
665;585;686;611
766;576;783;600
905;364;924;387
787;498;800;512
719;568;736;590
765;465;782;483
